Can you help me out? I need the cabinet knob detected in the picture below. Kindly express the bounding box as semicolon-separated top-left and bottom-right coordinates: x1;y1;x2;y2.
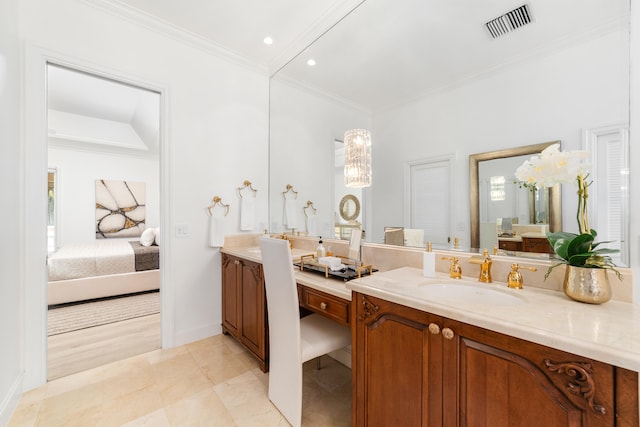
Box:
428;323;440;335
320;302;327;310
442;328;455;340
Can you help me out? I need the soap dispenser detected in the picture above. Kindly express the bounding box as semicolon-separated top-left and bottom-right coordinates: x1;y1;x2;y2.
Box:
316;237;326;258
423;242;436;278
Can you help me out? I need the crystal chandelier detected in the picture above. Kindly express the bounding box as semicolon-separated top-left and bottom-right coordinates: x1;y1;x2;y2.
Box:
344;129;372;188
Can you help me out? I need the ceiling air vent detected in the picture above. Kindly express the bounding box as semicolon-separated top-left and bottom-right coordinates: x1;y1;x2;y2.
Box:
485;4;532;39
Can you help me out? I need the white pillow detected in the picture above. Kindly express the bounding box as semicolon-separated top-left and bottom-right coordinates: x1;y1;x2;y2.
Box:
153;227;161;246
140;227;156;247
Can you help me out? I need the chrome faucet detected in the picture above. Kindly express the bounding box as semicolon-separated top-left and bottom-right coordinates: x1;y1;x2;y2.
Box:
469;249;492;283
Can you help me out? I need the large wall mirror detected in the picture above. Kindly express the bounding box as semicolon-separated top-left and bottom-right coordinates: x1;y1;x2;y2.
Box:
469;142;562;251
268;0;630;261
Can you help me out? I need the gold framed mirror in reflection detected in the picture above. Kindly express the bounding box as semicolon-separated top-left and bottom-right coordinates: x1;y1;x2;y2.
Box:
339;194;360;221
469;142;562;250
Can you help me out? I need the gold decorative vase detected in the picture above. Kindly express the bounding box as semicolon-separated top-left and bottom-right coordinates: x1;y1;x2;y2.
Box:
563;266;611;304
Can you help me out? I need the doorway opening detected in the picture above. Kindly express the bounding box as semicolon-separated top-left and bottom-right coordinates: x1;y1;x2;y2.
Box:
45;63;162;380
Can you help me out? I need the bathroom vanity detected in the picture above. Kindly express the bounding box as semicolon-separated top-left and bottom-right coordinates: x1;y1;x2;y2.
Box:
347;268;639;427
221;239;639;426
221;247;352;371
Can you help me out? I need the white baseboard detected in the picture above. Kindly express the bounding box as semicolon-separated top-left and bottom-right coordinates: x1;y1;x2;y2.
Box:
172;323;222;347
328;345;352;369
0;373;23;427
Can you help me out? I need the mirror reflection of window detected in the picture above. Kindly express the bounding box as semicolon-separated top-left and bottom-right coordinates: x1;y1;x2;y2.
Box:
47;169;57;254
490;176;506;201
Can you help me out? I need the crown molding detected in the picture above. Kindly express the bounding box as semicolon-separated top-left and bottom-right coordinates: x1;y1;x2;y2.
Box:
81;0;268;75
272;74;371;116
267;0;366;76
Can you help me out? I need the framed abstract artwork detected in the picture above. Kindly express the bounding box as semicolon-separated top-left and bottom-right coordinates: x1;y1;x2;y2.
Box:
96;179;146;238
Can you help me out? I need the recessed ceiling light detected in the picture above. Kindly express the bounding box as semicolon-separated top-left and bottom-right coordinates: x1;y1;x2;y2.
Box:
263;36;273;45
307;59;316;66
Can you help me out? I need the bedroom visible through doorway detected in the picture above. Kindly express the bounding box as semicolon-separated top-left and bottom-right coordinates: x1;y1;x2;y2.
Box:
46;63;162;380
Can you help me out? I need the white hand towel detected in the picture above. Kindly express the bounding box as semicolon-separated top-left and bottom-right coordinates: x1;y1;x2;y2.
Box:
209;216;225;248
240;196;255;231
283;198;298;229
306;213;317;237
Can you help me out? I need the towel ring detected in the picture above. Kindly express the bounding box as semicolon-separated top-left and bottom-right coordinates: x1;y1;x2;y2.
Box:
237;180;257;198
207;196;230;216
282;184;298;200
303;200;317;218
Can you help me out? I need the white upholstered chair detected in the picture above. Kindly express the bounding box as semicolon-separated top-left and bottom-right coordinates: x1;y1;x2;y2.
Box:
259;236;351;427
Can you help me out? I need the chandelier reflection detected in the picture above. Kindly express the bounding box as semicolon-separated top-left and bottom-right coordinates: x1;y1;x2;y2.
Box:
344;129;372;188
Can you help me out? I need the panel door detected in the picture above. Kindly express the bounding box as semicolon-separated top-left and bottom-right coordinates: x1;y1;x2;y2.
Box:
443;319;615;427
239;259;266;360
221;254;240;337
353;293;444;427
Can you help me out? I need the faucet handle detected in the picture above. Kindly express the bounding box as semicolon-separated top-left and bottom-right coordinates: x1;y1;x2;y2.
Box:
507;263;537;289
441;256;462;279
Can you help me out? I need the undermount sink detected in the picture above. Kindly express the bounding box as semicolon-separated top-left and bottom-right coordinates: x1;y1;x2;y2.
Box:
416;283;527;306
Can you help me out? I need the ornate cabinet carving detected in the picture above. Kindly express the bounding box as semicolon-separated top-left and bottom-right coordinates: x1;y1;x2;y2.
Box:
353;292;639;427
221;253;268;372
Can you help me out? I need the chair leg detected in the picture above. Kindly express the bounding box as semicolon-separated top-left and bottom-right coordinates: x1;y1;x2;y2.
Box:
316;355;322;370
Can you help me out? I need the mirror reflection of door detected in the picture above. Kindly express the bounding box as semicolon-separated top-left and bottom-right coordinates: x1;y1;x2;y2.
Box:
46;63;161;380
406;156;453;248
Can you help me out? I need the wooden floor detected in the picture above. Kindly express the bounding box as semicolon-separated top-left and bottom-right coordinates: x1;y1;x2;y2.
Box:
47;313;161;381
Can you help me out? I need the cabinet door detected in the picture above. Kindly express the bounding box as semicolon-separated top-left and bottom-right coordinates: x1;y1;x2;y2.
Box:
443;319;615;427
353;293;443;427
239;259;266;361
221;254;240;337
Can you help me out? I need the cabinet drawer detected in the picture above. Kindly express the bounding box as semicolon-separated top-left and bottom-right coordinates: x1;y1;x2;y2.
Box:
498;240;522;251
299;286;350;326
522;236;553;253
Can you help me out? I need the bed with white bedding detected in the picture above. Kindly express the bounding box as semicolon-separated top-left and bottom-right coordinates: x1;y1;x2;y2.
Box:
48;240;160;305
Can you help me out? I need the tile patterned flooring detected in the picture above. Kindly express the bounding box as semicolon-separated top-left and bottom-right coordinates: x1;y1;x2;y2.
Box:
9;334;352;426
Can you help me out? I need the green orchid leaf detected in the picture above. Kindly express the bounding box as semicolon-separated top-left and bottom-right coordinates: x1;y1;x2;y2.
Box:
591;247;619;255
547;232;578;261
566;233;595;258
567;253;591;266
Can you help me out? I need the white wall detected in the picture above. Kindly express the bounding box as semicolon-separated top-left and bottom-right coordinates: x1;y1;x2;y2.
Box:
371;28;629;247
631;0;640;302
48;145;160;246
269;78;371;238
20;0;269;389
0;0;24;423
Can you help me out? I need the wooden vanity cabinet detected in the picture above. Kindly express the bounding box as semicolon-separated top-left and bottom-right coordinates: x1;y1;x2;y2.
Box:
521;236;554;254
221;253;268;372
298;285;350;327
498;239;523;251
353;292;639;427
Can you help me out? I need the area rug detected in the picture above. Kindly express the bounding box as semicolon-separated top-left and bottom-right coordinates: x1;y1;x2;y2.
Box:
48;291;160;336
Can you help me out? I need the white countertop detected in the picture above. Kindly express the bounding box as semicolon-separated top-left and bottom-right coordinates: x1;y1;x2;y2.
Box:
347;267;640;372
222;246;639;371
222;246;352;301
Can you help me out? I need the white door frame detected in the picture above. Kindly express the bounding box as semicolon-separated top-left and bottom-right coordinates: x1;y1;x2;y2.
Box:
403;154;456;244
583;123;629;267
23;44;173;390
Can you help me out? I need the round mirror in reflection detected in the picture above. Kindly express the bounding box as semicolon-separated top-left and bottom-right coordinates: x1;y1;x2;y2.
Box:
339;194;360;222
